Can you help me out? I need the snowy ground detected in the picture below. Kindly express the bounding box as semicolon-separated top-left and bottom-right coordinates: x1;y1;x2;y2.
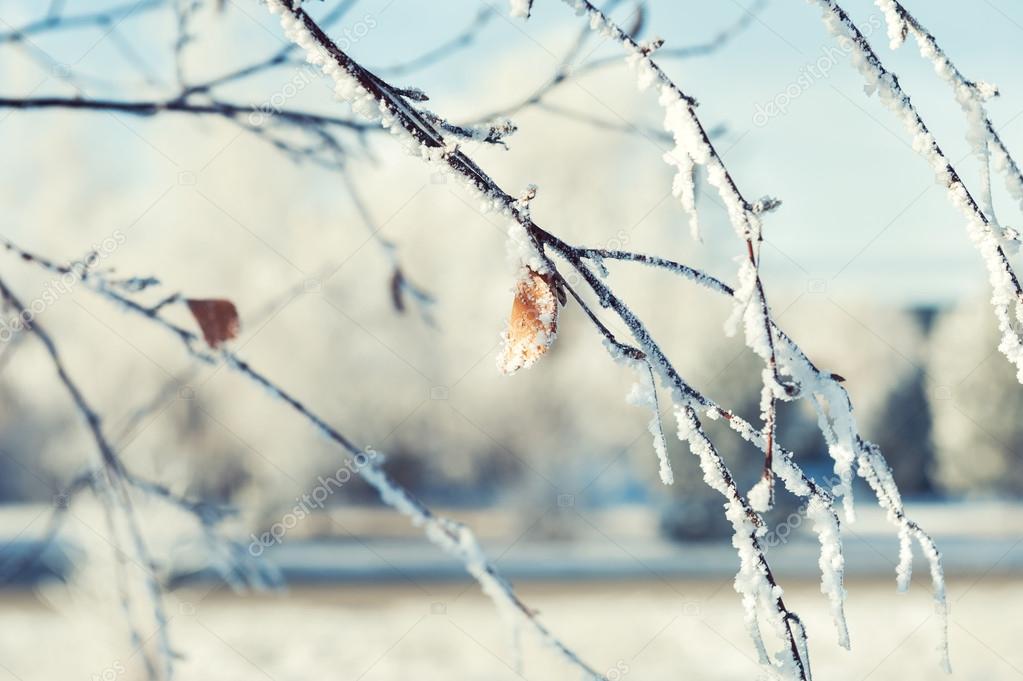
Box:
1;575;1019;680
1;502;1019;678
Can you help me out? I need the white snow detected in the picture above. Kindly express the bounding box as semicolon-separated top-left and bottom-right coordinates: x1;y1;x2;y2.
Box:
807;495;850;649
509;0;533;19
748;475;773;513
674;405;808;677
359;460;600;678
258;1;957;676
816;0;1023;384
625;363;673;485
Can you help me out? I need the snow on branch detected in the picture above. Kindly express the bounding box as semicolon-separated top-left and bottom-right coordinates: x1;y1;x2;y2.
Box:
256;2;904;677
553;3;811;531
254;0;956;675
624;358;674;485
811;0;1023;388
0;2;972;679
0;276;174;681
540;5;952;666
0;237;605;681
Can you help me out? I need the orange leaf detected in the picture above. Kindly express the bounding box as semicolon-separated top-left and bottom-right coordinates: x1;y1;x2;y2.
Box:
186;298;240;349
497;269;558;375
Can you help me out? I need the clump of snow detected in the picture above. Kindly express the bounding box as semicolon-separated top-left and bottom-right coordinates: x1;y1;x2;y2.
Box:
895;523;913;592
508;0;533;19
625;363;673;485
505;220;547;275
875;0;908;49
657;87;702;241
747;475;773;513
807;495;850;649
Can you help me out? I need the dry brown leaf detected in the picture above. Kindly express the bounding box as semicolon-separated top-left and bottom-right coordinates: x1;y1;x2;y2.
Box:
497;268;559;375
186;298;240;349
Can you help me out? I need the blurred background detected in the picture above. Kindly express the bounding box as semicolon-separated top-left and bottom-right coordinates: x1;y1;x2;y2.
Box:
0;0;1021;678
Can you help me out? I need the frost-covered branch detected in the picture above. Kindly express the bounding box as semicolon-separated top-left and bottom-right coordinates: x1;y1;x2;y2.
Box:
0;473;89;584
253;1;951;677
872;0;1023;215
340;171;435;319
0;95;372;131
0;275;174;680
810;0;1023;388
550;7;801;551
259;2;848;677
0;237;604;681
0;1;966;678
545;2;951;668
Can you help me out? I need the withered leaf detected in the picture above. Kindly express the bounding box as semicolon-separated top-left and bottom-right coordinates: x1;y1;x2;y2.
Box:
390;268;406;314
186;298;240;349
497;268;559;375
